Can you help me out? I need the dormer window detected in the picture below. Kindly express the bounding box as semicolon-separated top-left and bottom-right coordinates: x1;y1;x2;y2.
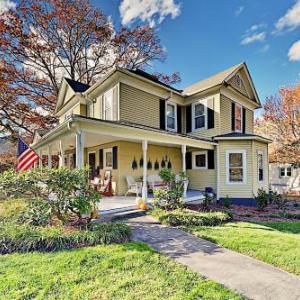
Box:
234;103;243;132
166;101;177;131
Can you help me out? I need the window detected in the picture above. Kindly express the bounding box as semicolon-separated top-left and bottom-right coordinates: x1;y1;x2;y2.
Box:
166;102;177;131
192;100;207;131
226;150;246;184
257;151;264;182
234;104;242;132
103;148;112;169
192;151;207;169
103;89;113;120
236;74;242;87
280;166;292;177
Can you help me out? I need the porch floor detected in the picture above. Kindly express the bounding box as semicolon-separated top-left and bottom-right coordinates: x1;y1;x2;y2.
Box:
98;189;205;215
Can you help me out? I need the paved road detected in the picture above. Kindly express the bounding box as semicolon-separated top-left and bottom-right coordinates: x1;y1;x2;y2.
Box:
127;215;300;300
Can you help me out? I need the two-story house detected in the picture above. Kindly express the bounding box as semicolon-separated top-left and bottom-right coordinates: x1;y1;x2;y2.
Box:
32;62;271;206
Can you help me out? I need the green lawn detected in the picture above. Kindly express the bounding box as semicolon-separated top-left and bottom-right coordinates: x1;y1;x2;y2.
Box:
0;242;242;300
186;221;300;275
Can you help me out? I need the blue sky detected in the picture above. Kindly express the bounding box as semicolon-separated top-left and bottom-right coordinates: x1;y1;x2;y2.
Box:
95;0;300;106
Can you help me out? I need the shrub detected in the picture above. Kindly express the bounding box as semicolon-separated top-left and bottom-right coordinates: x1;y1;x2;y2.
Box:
151;208;232;227
153;169;185;210
0;168;101;225
270;191;286;210
0;198;28;221
255;189;269;211
223;195;231;208
203;192;213;209
0;221;131;254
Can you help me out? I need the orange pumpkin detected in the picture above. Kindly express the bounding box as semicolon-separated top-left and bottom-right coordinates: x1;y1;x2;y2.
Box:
139;203;148;210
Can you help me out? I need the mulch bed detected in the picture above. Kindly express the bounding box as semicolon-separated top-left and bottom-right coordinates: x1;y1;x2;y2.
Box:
185;201;300;222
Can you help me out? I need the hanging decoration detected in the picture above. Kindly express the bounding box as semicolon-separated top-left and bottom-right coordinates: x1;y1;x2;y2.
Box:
131;157;138;170
147;159;152;170
167;159;172;169
161;157;166;168
154;159;159;170
139;156;143;168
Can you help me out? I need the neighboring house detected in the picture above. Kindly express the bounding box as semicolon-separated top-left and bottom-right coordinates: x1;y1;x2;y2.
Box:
269;161;300;195
32;62;271;205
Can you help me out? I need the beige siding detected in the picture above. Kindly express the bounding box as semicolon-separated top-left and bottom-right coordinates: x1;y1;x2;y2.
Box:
219;140;253;198
120;83;160;128
187;169;216;191
246;108;254;134
228;73;248;97
252;141;269;195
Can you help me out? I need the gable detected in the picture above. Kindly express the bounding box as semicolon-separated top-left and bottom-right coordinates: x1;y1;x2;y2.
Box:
227;72;249;97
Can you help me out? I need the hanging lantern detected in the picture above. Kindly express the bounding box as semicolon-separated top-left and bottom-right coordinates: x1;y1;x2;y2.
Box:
132;157;138;170
161;158;166;168
154;159;159;170
147;159;152;170
167;159;172;169
139;156;143;168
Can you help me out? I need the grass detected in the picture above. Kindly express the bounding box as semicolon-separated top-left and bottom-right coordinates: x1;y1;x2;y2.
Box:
186;221;300;275
0;242;243;300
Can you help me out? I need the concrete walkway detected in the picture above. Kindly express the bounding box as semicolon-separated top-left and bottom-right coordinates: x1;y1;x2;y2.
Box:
127;215;300;300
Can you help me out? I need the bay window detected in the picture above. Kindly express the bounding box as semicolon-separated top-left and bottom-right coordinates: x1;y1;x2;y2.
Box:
226;150;246;184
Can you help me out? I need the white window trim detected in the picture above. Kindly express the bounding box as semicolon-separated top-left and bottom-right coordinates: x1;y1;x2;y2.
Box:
165;101;177;132
192;151;208;169
103;148;113;169
226;149;247;184
257;150;264;183
103;89;113;121
234;102;243;133
280;165;292;178
192;99;207;131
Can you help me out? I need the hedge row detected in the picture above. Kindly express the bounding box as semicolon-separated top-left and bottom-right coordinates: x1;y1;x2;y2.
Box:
0;221;131;254
151;208;232;227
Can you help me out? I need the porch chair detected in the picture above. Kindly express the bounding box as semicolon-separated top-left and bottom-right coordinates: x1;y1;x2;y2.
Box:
175;174;189;197
100;170;113;196
147;174;167;192
125;175;142;197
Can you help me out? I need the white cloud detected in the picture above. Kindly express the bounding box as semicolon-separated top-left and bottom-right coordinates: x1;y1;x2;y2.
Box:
0;0;15;14
119;0;181;27
258;44;270;53
235;6;244;16
275;0;300;32
288;39;300;61
241;32;266;45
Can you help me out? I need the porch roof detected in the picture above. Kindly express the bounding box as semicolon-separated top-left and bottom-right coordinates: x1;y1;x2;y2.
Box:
32;115;217;152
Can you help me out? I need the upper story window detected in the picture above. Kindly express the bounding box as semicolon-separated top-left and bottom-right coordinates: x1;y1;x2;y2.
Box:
234;103;243;132
192;151;207;169
103;89;113;120
226;150;246;184
192;100;207;131
280;166;292;177
257;151;264;182
166;101;177;131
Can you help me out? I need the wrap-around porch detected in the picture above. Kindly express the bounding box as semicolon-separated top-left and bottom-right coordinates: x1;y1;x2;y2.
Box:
32;115;217;206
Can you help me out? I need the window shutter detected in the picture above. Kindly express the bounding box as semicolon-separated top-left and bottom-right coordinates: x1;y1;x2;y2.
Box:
207;150;215;169
177;105;182;133
73;153;76;168
159;99;166;130
186;152;192;169
242;107;246;133
112;146;118;169
207;98;214;129
99;149;103;169
186;105;192;133
231;102;235;131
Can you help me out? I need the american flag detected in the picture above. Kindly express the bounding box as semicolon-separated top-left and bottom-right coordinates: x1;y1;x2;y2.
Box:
17;138;40;172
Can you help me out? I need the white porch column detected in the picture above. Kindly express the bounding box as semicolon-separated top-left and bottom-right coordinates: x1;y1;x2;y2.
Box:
37;149;42;168
59;140;64;167
181;144;187;198
75;131;85;168
47;145;52;168
142;140;148;199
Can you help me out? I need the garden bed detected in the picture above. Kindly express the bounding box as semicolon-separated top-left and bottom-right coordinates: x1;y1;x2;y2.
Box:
185;201;300;222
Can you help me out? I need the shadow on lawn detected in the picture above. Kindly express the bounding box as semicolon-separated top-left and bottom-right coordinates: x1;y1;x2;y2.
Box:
250;222;300;234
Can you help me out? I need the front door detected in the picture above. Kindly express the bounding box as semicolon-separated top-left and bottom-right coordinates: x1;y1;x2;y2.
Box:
88;152;96;179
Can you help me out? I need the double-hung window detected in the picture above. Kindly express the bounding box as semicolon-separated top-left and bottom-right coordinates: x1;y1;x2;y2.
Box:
257;151;264;182
103;148;113;169
166;102;177;131
103;89;113;120
226;150;246;184
280;166;292;177
192;100;206;130
192;151;207;169
234;104;242;132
